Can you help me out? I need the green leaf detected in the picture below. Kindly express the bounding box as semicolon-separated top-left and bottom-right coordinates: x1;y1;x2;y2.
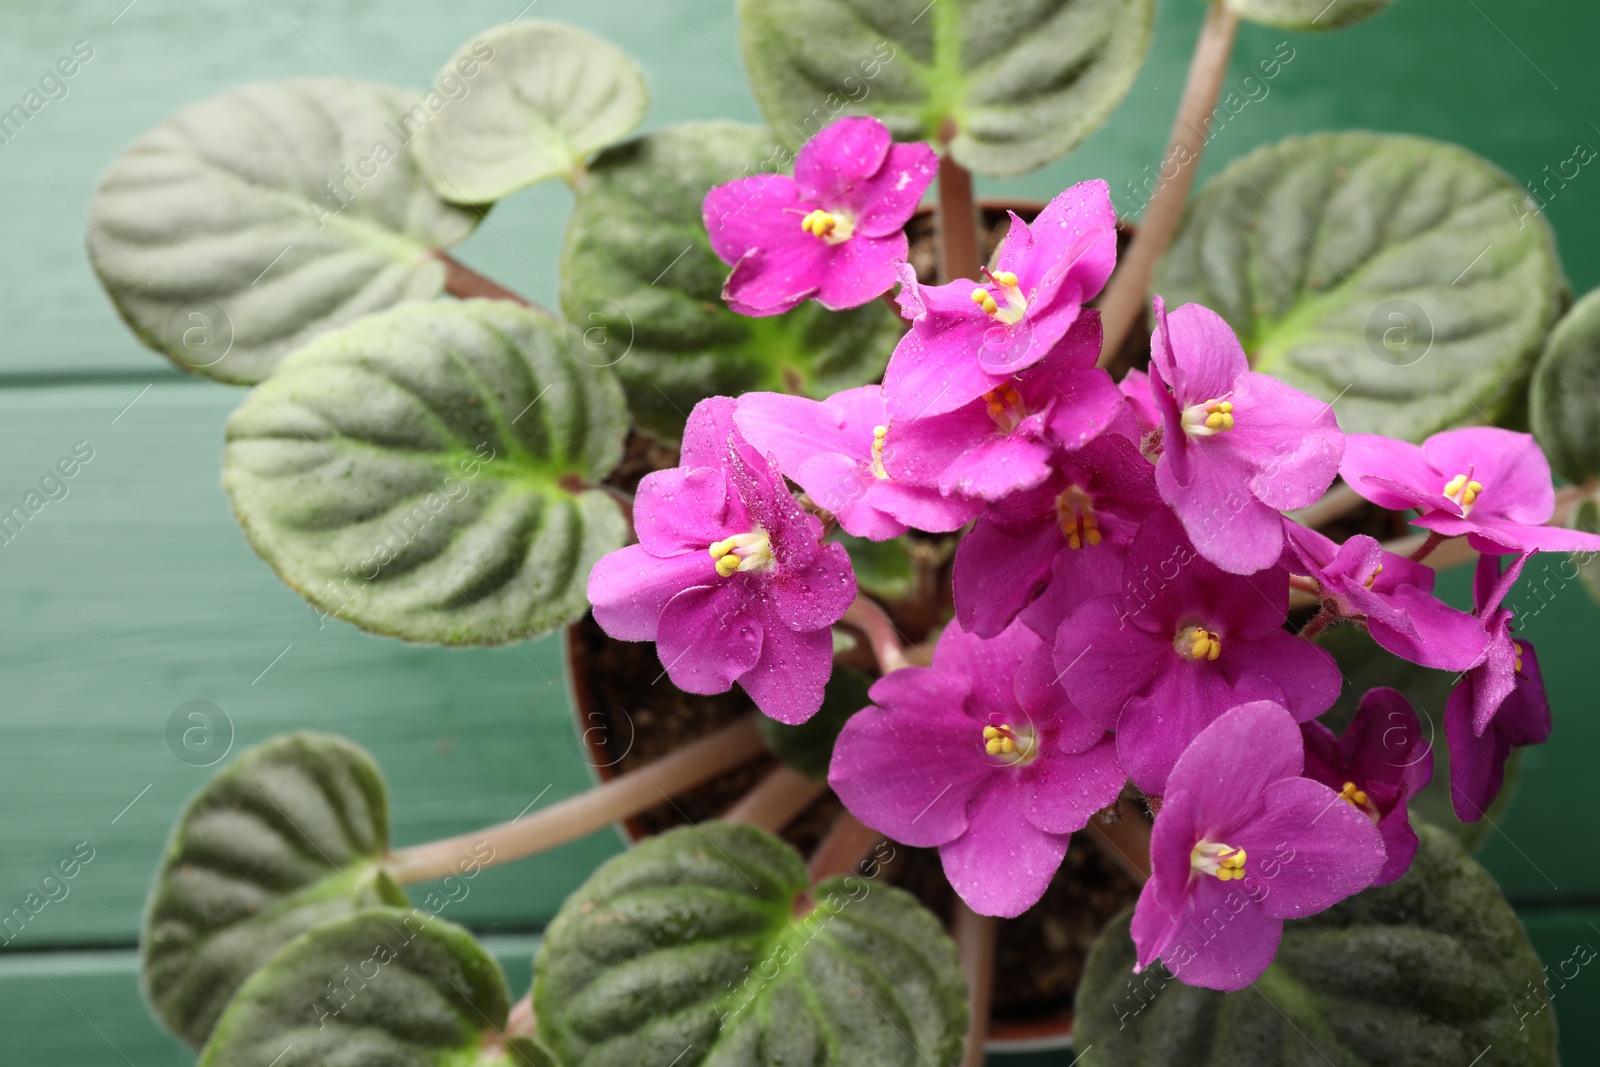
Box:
560;121;905;438
1074;825;1559;1066
534;823;968;1066
143;733;406;1049
1532;286;1600;482
198;907;532;1067
1316;625;1519;852
1156;132;1565;440
834;532;916;601
414;21;650;202
87;78;480;385
223;299;628;644
1224;0;1390;31
738;0;1155;176
1569;498;1600;608
759;665;872;779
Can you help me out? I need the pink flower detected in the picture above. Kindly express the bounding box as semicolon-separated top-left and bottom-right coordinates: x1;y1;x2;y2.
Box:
1130;701;1386;991
732;387;979;541
1147;297;1344;575
951;429;1160;640
1445;554;1551;821
1055;508;1341;795
882;313;1124;501
702;116;936;316
881;180;1118;420
587;398;855;724
1339;426;1600;557
828;620;1124;918
1283;521;1487;671
1301;688;1433;886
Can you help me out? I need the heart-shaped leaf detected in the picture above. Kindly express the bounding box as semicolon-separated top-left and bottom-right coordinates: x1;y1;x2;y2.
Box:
1156;132;1564;440
198;907;545;1067
534;822;968;1066
1224;0;1391;31
1532;287;1600;483
414;21;650;202
737;0;1155;176
223;299;628;644
560;122;904;438
1074;825;1558;1066
143;733;407;1049
87;78;480;384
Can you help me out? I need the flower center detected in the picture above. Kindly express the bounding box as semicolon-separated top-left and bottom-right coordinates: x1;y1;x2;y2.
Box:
1443;469;1483;514
1174;624;1222;661
981;722;1039;766
970;268;1028;326
1362;563;1384;590
1191;840;1248;881
1055;486;1101;549
800;208;854;245
980;383;1027;432
1514;640;1524;674
1181;398;1235;436
709;528;775;578
869;424;890;480
1338;781;1380;823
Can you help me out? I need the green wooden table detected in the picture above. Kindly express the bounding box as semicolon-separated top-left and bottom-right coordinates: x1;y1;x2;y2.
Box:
3;0;1597;1061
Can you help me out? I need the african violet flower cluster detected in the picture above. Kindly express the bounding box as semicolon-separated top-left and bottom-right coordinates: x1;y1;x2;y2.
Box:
588;116;1591;992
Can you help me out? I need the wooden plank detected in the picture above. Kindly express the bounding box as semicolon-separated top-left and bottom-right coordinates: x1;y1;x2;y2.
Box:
0;383;618;948
0;935;539;1066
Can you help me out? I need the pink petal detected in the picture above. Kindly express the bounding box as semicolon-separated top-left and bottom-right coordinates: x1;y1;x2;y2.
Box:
702;174;807;266
763;540;856;632
939;780;1070;918
1163;700;1303;833
851;142;938;237
864;478;981;534
734;391;859;475
1226;630;1342;723
1157;302;1248;405
804;454;909;540
1155;879;1284;992
1421;427;1554;524
588;547;712;641
1339;434;1441;511
1156;442;1286;575
680;396;739;471
1023;733;1124;835
1005;180;1118;303
814;231;910;310
1241;776;1385;919
634;467;733;555
1116;667;1286;795
1053;595;1170;730
794;116;893;211
1227;372;1344;510
737;620;833;724
953;516;1061;638
722;243;827;317
656;583;763;694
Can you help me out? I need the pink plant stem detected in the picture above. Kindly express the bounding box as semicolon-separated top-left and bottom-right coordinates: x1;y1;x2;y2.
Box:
806;811;883;885
1097;0;1242;365
954;901;997;1067
1288;574;1321;595
1409;531;1449;563
842;594;910;674
505;993;535;1039
383;715;766;885
433;250;552;315
1085;795;1153;884
720;765;830;832
937;147;982;283
1298;605;1339;641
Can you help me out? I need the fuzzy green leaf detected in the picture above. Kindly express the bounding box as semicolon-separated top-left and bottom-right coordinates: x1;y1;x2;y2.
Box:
534;823;968;1066
1157;132;1564;440
197;908;537;1067
1532;286;1600;483
1074;826;1558;1066
223;300;628;644
560;122;903;438
414;21;650;202
738;0;1155;176
1224;0;1390;31
87;79;479;384
142;733;406;1049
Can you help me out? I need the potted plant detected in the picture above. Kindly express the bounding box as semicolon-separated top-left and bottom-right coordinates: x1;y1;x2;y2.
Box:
86;3;1592;1064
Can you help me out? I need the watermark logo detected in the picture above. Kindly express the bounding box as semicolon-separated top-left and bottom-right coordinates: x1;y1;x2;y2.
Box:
166;699;234;767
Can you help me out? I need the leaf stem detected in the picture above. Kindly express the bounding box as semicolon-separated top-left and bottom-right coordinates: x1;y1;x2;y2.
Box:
1409;531;1449;563
936;147;982;282
954;902;997;1067
1096;0;1242;364
1289;483;1366;530
383;714;766;885
720;765;829;832
1298;605;1340;641
433;251;554;316
842;594;910;674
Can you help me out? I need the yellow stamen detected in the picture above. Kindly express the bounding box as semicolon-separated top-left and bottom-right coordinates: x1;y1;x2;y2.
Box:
1515;642;1524;674
1175;625;1222;661
708;528;775;576
1443;471;1484;512
980;384;1028;432
1056;486;1102;549
1182;398;1236;437
1363;564;1384;590
869;424;890;480
970;287;999;316
1191;841;1248;881
799;207;854;244
971;268;1028;325
981;722;1038;765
